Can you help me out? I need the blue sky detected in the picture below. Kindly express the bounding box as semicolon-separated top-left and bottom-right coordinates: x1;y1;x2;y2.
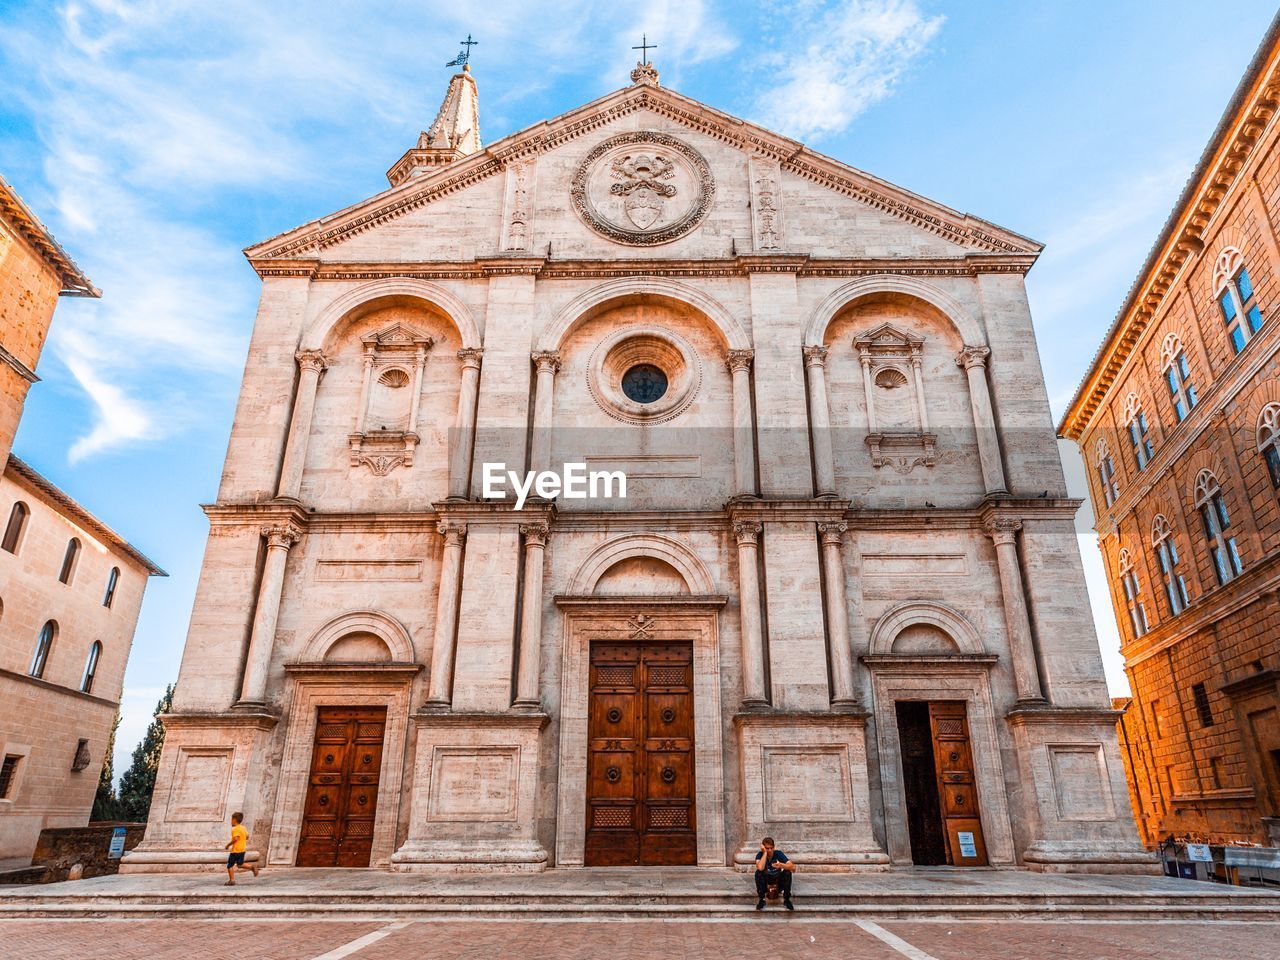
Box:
2;0;1276;773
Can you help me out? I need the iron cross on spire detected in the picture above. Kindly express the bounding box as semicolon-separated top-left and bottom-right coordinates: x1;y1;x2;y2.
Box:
446;34;478;68
632;34;656;65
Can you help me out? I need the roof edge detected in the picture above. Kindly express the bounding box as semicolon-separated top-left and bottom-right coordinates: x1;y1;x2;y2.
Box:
0;174;99;298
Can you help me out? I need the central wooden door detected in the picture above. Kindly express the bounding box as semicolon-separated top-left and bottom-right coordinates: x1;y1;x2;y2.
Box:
585;641;696;866
297;705;386;867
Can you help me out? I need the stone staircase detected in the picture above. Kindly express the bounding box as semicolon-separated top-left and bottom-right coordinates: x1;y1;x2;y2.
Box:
2;868;1279;921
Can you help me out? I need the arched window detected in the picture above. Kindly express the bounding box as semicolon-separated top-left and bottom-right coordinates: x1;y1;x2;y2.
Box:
1194;470;1242;585
1160;334;1198;423
1259;402;1280;490
29;620;56;678
1;501;28;553
102;567;120;608
58;537;81;584
1118;548;1148;638
1151;514;1190;616
1095;437;1119;506
1123;393;1154;471
80;641;102;694
1213;247;1265;354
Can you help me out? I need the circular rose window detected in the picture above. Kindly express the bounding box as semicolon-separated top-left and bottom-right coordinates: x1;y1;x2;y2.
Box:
587;326;701;424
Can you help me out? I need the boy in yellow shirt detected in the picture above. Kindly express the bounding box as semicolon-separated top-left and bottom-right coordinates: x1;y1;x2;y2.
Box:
224;811;259;885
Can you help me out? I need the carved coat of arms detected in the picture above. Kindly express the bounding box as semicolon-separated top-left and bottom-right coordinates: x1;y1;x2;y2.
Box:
609;153;678;229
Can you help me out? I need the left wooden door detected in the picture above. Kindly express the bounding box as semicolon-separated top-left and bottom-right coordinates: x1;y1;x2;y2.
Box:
297;706;387;867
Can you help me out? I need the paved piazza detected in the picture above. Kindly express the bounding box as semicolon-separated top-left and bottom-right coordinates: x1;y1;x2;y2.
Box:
0;918;1276;960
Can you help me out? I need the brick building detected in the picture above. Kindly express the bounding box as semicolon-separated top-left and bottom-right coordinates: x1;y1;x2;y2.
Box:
1060;16;1280;848
0;174;164;862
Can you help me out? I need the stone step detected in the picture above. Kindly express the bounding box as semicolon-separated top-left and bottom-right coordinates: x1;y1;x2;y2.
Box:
0;867;50;886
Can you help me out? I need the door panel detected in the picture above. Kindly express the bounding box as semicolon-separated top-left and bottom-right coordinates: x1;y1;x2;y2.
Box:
297;706;387;868
586;641;696;866
928;702;989;866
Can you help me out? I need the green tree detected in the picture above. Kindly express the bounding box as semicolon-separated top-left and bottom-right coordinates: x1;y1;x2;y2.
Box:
118;685;174;822
91;712;120;821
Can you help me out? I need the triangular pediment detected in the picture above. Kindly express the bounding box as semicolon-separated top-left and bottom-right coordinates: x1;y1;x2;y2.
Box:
854;323;924;356
246;82;1041;265
362;322;432;349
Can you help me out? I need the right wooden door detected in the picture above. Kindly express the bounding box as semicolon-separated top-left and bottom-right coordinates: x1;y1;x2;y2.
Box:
928;701;989;866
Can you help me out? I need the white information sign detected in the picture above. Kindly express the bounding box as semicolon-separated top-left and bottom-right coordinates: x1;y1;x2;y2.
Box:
107;826;127;859
958;831;978;858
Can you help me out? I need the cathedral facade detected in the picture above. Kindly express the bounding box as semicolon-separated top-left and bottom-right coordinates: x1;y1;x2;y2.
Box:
126;63;1150;874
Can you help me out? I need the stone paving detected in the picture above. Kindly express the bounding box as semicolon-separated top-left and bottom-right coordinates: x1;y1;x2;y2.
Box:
0;919;1277;960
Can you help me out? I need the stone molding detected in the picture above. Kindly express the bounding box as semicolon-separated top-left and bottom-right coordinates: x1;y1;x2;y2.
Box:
298;610;418;663
566;532;715;595
300;277;482;352
866;599;986;656
804;274;986;349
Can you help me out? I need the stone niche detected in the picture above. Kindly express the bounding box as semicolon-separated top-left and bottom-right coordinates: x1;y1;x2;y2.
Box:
732;713;889;871
391;713;549;872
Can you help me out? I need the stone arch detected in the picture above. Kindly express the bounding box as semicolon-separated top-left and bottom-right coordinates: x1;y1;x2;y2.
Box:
804;275;985;349
299;611;416;663
536;277;751;353
301;278;481;352
567;534;716;596
868;600;985;656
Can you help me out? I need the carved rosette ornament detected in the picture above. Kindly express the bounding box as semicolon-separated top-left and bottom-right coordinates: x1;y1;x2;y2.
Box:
571;131;715;246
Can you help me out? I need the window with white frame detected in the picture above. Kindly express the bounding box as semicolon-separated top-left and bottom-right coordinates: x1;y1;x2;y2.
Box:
1151;514;1190;616
1095;437;1120;506
1124;392;1155;470
1118;548;1148;637
1213;247;1266;354
1193;470;1243;585
1160;334;1198;423
1259;402;1280;490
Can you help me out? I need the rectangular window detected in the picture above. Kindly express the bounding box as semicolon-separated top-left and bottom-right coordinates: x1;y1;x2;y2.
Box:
1098;456;1119;506
1156;540;1188;615
1166;353;1197;422
0;755;18;799
1192;682;1214;727
1129;413;1153;470
1122;571;1147;637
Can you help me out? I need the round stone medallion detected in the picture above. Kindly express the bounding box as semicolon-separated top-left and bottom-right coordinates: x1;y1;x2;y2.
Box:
571;131;715;246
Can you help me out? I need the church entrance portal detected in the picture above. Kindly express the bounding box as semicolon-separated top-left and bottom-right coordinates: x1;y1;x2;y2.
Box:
895;700;989;866
585;641;697;866
297;706;387;867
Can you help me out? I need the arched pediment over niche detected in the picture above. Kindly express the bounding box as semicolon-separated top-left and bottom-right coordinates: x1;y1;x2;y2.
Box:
593;556;691;595
537;277;751;353
567;534;715;596
302;278;481;351
300;611;416;663
868;600;984;656
805;275;985;349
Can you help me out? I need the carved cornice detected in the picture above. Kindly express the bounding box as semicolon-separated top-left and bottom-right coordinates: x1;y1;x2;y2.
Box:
244;85;1041;263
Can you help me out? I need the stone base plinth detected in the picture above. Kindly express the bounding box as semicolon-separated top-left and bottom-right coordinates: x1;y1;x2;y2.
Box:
391;711;549;873
119;850;262;874
1022;840;1159;875
732;711;889;872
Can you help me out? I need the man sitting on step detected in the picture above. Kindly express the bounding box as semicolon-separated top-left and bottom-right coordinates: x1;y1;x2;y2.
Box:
753;837;795;911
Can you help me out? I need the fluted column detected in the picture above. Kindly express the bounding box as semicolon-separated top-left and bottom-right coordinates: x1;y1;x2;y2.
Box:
424;520;467;708
734;520;767;706
514;521;550;710
529;351;561;476
818;521;857;707
727;350;757;498
448;349;483;500
803;346;837;498
276;351;329;501
237;523;302;706
957;346;1008;497
985;517;1045;703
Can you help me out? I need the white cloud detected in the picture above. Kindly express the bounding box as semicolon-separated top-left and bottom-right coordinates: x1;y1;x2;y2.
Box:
752;0;943;141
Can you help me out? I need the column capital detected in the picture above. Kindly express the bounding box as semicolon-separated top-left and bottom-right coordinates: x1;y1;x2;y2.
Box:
295;349;330;374
956;345;991;370
531;350;561;373
437;519;467;546
457;347;484;369
817;521;848;545
519;521;551;546
726;349;755;373
983;516;1022;545
802;344;829;368
733;519;763;545
261;523;303;549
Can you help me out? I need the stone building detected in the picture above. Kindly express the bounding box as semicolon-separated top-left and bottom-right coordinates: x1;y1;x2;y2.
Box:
126;61;1148;875
0;174;165;862
1060;16;1280;849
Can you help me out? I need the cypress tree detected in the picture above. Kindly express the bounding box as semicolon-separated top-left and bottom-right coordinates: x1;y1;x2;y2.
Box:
91;712;120;821
118;685;175;822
